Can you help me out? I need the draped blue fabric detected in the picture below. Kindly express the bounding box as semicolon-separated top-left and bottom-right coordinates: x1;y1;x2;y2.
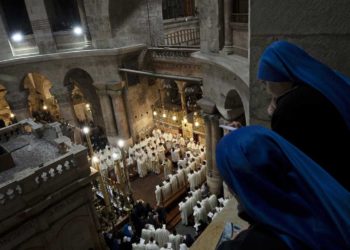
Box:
257;41;350;130
216;126;350;250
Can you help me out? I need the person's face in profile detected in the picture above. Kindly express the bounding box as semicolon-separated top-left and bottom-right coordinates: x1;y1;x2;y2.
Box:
262;80;294;116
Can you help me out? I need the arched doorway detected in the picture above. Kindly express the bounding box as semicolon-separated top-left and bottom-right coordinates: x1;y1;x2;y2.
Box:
224;89;246;125
184;83;202;113
0;84;15;127
23;73;60;123
163;79;181;108
63;68;104;130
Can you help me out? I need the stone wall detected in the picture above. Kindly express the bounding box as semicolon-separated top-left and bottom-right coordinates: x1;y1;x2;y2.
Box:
249;0;350;126
109;0;164;47
126;78;159;141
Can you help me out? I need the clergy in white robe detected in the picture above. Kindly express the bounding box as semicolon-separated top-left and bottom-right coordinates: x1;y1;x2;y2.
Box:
155;185;162;206
208;194;218;211
155;225;170;249
169;232;183;250
145;238;160;250
179;201;189;225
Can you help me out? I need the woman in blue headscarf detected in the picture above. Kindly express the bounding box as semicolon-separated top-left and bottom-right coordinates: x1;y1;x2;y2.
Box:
216;126;350;250
258;41;350;191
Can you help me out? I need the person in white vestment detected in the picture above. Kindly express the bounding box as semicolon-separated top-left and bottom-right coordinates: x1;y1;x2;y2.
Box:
169;230;183;250
145;237;160;250
179;243;188;250
155;184;163;206
155;225;170;249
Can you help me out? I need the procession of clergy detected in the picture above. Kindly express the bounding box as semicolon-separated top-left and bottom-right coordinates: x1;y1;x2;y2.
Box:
93;129;206;191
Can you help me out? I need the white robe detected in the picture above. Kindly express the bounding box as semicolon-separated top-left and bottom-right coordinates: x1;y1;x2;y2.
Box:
155;228;170;249
169;234;182;250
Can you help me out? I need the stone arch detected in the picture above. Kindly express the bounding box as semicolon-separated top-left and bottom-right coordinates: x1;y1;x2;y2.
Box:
163;79;181;108
184;83;203;112
224;89;246;125
63;68;105;130
23;73;60;122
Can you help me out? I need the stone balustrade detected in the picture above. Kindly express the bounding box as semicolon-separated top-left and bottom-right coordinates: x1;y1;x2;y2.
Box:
0;146;88;221
148;47;199;59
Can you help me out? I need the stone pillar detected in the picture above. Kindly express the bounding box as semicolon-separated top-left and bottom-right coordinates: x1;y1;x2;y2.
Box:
157;79;166;108
54;88;78;125
24;0;57;53
108;89;131;141
175;80;187;112
208;114;223;195
222;0;233;55
203;114;212;174
198;97;224;196
83;0;113;48
95;85;118;144
0;15;12;59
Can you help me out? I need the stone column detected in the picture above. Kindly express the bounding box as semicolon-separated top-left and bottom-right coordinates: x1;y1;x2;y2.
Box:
208;114;223;195
198;97;224;195
222;0;234;55
0;15;12;59
95;85;118;144
203;114;212;174
175;80;187;112
55;87;78;125
157;79;166;108
83;0;113;48
108;89;131;141
24;0;57;53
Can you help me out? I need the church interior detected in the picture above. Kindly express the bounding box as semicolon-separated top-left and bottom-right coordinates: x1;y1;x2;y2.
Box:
0;0;349;250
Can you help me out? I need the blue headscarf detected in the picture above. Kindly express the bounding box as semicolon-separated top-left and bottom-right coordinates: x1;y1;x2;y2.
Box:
258;41;350;130
216;126;350;250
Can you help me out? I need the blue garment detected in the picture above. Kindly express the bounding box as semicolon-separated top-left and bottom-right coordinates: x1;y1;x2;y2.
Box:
216;126;350;250
257;41;350;129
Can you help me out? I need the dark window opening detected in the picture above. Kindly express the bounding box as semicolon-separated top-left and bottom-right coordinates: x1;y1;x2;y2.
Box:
45;0;81;32
233;0;248;23
162;0;195;20
0;0;33;35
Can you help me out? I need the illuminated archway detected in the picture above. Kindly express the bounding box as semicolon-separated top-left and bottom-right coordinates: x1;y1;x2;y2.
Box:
23;73;60;122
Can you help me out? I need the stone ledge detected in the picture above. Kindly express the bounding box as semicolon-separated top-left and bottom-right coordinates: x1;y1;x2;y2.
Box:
0;44;147;67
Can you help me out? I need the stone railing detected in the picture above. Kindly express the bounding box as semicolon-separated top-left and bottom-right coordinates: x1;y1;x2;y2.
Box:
0;144;88;221
148;47;199;59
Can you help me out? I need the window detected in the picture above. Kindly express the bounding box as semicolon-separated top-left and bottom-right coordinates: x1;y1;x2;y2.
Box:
0;0;33;35
45;0;81;32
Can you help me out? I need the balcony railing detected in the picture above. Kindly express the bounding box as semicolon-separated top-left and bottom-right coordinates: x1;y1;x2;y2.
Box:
164;28;200;46
148;47;199;59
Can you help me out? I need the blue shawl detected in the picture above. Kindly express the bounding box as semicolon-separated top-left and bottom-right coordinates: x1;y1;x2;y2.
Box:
216;126;350;250
258;41;350;130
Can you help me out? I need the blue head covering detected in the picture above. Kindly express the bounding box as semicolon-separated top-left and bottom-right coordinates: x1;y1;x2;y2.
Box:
216;126;350;250
258;41;350;129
